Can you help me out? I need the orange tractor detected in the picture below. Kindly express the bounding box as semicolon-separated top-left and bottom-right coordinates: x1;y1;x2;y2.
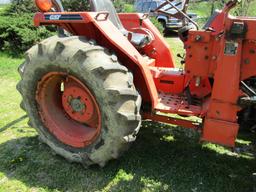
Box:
17;0;256;167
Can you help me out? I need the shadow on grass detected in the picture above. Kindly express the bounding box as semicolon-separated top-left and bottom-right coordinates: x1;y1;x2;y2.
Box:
0;122;255;192
0;115;28;133
164;30;179;38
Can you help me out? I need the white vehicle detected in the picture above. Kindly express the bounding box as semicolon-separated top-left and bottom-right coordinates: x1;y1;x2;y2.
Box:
134;0;197;30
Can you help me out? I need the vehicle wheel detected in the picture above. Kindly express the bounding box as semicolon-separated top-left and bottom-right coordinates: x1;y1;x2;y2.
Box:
159;20;167;35
17;36;142;167
159;20;166;29
238;78;256;132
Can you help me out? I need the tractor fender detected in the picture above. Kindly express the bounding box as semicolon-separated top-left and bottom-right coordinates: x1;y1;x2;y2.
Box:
34;12;158;109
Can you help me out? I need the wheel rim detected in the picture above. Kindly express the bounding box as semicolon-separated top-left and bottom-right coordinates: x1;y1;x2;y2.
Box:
36;72;101;148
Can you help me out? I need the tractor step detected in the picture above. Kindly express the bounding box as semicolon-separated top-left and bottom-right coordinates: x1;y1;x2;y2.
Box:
155;92;203;116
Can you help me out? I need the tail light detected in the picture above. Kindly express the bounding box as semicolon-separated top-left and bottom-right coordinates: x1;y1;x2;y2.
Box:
35;0;53;12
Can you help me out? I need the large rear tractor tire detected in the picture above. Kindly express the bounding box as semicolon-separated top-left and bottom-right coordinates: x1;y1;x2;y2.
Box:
17;36;142;167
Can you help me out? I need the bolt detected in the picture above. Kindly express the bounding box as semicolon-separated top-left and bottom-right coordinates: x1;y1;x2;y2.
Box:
212;56;217;60
195;35;201;41
111;55;118;62
88;39;96;45
244;58;250;64
70;98;85;112
195;77;201;87
249;49;255;54
67;96;73;103
215;37;220;41
151;48;157;55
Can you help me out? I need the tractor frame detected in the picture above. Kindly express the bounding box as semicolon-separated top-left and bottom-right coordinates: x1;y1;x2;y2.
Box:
32;0;256;149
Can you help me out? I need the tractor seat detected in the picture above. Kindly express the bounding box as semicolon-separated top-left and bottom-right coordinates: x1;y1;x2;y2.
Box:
89;0;151;48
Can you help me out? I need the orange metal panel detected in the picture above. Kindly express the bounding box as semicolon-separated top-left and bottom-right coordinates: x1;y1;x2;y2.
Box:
201;17;243;147
241;40;256;80
119;13;176;68
207;100;240;122
202;118;239;147
185;31;213;77
150;67;186;94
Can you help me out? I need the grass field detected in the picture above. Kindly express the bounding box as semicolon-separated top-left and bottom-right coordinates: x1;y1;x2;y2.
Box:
0;36;256;192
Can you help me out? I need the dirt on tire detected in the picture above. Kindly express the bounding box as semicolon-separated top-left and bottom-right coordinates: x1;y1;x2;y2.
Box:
17;35;142;167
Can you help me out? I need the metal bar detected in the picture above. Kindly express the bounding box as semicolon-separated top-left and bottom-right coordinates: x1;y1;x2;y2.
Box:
142;113;201;130
240;81;256;97
165;0;199;30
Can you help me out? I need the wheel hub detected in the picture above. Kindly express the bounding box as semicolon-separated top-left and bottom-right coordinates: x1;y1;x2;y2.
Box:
36;72;101;148
70;98;85;112
62;81;94;124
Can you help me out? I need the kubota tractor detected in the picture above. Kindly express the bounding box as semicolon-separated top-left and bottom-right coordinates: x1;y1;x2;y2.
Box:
17;0;256;167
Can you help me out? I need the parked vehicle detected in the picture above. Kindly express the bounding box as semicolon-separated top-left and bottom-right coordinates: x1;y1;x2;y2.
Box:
134;0;197;30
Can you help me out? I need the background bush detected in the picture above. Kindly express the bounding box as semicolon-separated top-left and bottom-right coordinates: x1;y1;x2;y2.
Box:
0;0;54;55
0;13;54;55
6;0;90;14
0;0;128;55
3;0;254;55
5;0;126;14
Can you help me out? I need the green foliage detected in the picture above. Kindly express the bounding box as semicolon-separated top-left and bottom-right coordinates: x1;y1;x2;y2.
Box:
7;0;90;14
0;0;128;55
193;0;256;17
0;13;54;55
124;3;135;13
0;0;58;55
113;0;125;12
61;0;90;11
7;0;125;13
234;0;255;16
150;17;164;34
6;0;37;15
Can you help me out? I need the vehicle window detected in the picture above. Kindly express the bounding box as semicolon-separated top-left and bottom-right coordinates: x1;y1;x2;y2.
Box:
134;1;139;8
137;2;143;11
150;2;158;10
161;0;183;14
142;2;151;12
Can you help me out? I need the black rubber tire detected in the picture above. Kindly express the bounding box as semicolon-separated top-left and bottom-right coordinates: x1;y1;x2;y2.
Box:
158;20;167;35
17;36;142;167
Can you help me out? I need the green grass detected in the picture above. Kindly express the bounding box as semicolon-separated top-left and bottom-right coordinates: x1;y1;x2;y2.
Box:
0;39;256;192
247;1;256;16
189;1;211;18
166;36;185;67
0;4;8;13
